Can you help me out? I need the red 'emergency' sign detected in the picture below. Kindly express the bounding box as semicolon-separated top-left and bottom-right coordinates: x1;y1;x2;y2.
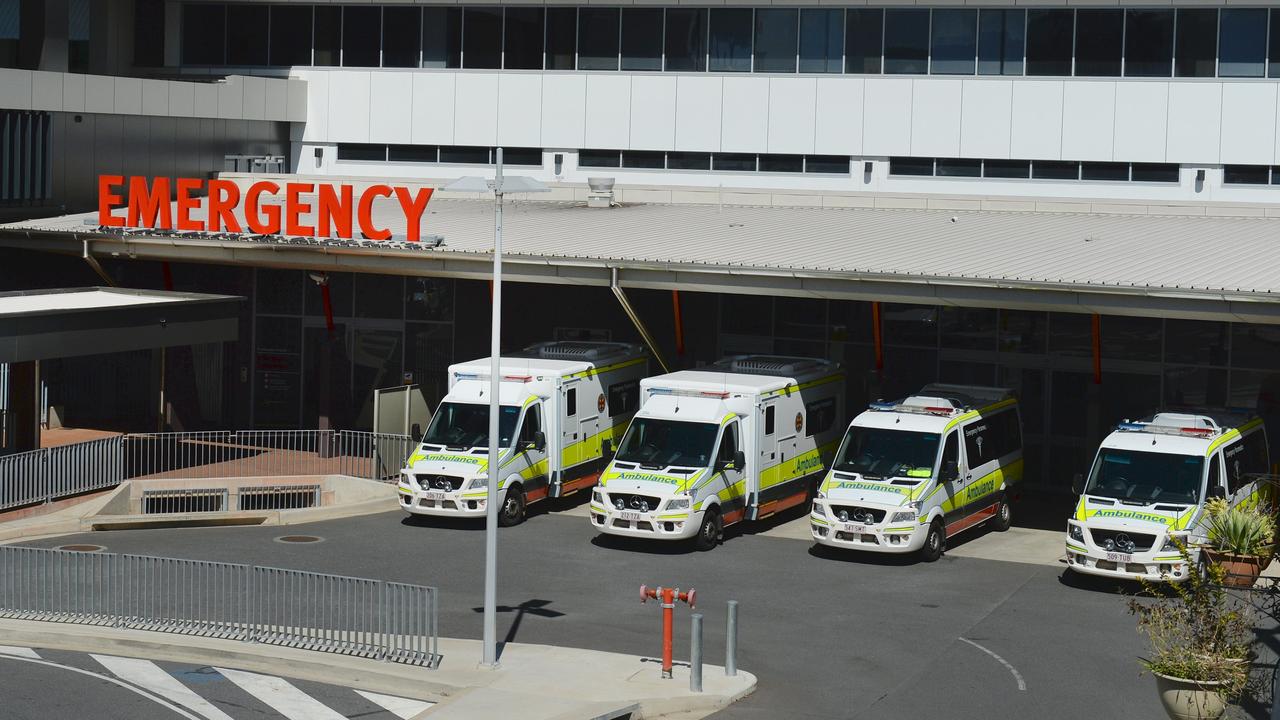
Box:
97;176;435;242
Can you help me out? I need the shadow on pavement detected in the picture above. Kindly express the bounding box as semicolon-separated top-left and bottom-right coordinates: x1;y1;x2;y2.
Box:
400;515;486;531
806;543;922;567
470;599;566;660
589;533;698;556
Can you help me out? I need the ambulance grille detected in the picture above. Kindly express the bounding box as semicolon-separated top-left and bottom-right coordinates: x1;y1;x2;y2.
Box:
1089;529;1155;552
608;493;663;513
830;506;886;524
416;474;465;491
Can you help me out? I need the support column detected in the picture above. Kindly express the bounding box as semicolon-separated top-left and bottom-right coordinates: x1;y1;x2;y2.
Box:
8;361;40;452
19;0;69;72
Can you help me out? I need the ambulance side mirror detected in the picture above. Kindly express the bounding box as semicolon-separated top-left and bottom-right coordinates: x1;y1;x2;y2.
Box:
941;460;958;482
1071;473;1083;496
733;450;746;471
1207;485;1226;501
533;431;546;452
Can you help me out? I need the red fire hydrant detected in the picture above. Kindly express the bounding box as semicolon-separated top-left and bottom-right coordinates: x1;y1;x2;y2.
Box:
640;584;696;678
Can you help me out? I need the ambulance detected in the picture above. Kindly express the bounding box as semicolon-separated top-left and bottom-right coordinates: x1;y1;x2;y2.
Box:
811;385;1022;562
590;355;844;550
398;341;648;526
1065;411;1271;582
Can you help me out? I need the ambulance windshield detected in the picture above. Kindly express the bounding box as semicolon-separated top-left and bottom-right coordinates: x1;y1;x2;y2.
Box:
1084;449;1204;505
833;427;940;480
422;402;521;450
615;418;719;470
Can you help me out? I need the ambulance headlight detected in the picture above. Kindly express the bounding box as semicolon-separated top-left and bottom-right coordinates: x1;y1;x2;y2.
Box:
592;489;604;504
1068;524;1084;543
466;476;488;490
666;497;691;511
811;500;825;516
890;511;916;523
1161;534;1187;552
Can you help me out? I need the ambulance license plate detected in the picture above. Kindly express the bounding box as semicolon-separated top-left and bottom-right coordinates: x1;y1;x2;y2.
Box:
1106;552;1132;563
424;491;446;501
621;511;641;521
844;524;868;534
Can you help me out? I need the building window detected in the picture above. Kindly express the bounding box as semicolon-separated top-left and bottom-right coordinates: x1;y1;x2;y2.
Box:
270;6;313;67
502;148;543;167
313;6;341;67
667;152;711;171
931;9;977;75
337;144;387;162
889;157;934;177
1174;9;1218;78
622;151;665;169
133;0;166;68
579;150;622;168
578;8;620;71
1032;161;1079;181
462;7;502;69
1270;11;1280;79
504;7;544;70
936;158;981;178
759;155;803;173
1081;162;1129;182
182;3;226;65
884;9;929;75
709;9;753;72
1223;166;1271;185
226;5;268;66
423;7;462;69
383;6;422;69
984;160;1031;179
545;8;576;70
1219;9;1267;79
713;153;757;172
342;6;380;67
440;146;491;164
755;9;798;74
388;145;439;163
805;156;848;175
665;8;706;72
1130;163;1179;183
978;9;1024;76
1026;9;1072;76
799;9;843;74
1125;9;1173;78
621;8;663;72
1074;10;1122;77
845;9;883;74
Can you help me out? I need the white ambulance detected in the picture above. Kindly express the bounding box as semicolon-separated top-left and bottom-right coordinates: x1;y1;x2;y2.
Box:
590;355;844;550
1065;411;1270;582
811;385;1023;561
398;341;648;526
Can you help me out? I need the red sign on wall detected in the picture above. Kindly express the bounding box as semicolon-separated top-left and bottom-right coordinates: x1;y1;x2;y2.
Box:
97;176;435;242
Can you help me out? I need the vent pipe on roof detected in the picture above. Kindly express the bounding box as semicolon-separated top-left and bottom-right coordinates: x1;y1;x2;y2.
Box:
587;177;615;209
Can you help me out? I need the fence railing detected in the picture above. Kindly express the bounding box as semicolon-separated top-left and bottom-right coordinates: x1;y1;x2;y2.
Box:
0;430;416;513
0;546;441;668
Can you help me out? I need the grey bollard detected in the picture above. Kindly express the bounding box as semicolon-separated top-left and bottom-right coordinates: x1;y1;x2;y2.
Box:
690;612;704;693
726;600;738;677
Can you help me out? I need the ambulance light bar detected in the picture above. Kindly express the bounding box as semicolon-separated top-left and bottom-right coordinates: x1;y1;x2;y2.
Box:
1116;422;1219;438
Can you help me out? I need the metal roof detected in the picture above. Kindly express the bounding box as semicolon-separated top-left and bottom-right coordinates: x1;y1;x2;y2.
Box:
5;192;1280;323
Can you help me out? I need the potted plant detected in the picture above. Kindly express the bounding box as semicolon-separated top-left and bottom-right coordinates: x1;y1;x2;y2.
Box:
1200;497;1275;588
1129;551;1253;720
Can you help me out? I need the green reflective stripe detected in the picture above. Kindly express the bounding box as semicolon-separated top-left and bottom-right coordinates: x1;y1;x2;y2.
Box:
811;517;831;527
568;356;647;380
1066;543;1087;554
564;418;632;469
762;373;845;398
884;526;914;533
759;440;837;491
943;399;1017;434
1153;556;1183;562
939;459;1022;514
1206;418;1264;456
657;514;689;520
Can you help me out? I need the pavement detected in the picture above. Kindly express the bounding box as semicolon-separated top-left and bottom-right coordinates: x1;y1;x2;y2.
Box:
12;493;1232;720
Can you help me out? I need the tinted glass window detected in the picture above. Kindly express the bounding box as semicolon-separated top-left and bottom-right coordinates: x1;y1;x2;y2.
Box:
936;158;981;177
337;144;386;162
520;405;542;443
754;9;798;73
805;155;848;174
665;9;706;72
985;160;1031;179
889;157;933;176
546;8;576;70
709;9;752;72
1032;161;1078;180
622;8;663;71
667;152;711;170
718;423;740;463
226;5;268;66
1174;9;1217;78
578;8;620;70
884;9;929;75
1271;11;1280;79
765;405;775;435
383;6;422;68
342;7;380;67
388;145;438;163
579;150;621;168
1224;165;1270;185
1131;163;1178;183
1125;9;1173;77
1026;9;1072;76
182;3;225;65
422;7;462;68
1081;162;1128;181
503;8;544;70
314;6;341;66
622;150;664;169
845;9;883;74
463;7;502;69
1074;10;1122;77
269;6;312;66
806;398;837;437
499;147;542;166
608;379;640;418
439;146;489;164
567;389;577;417
978;9;1024;76
799;9;843;74
1220;9;1267;78
760;155;803;173
133;0;166;67
931;9;977;75
713;153;756;172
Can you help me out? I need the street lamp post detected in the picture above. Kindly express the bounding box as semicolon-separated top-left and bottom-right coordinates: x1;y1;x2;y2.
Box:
443;149;548;668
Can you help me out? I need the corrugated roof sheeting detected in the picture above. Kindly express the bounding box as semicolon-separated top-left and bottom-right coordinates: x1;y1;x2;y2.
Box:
5;195;1280;296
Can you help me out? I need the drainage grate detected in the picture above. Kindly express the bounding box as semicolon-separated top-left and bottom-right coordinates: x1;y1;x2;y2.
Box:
274;535;324;544
239;485;321;511
56;544;106;552
142;489;228;514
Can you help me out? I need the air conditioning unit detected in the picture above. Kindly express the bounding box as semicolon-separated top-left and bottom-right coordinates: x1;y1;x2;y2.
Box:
587;177;615;208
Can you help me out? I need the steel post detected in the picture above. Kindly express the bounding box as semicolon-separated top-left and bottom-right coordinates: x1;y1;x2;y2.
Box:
482;149;505;669
690;612;703;692
726;599;738;677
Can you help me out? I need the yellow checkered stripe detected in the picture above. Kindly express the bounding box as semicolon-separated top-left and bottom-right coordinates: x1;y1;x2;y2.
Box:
760;440;839;491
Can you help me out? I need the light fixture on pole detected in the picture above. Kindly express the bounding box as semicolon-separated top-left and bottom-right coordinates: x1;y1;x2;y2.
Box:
442;150;548;669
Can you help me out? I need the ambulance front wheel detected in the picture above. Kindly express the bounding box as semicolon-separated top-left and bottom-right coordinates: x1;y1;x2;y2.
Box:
693;508;722;551
498;485;526;527
992;499;1013;532
919;519;945;563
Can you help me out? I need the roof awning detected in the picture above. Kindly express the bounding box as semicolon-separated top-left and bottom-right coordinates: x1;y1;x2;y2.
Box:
4;190;1280;324
0;287;242;363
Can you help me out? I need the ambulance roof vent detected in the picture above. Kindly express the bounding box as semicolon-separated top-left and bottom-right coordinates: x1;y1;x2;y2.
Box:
712;355;834;378
519;341;638;363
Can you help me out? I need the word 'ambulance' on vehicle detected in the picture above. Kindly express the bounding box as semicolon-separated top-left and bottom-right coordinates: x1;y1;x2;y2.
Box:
399;341;648;526
590;355;845;550
1065;411;1271;582
811;385;1023;562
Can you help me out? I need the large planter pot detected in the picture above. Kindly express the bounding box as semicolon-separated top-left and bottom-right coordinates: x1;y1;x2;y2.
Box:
1201;549;1266;588
1153;672;1228;720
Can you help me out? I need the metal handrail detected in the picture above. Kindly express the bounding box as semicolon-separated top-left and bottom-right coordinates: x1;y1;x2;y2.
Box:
0;546;441;668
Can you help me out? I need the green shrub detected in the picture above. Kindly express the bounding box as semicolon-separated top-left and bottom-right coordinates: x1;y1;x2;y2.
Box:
1204;497;1275;557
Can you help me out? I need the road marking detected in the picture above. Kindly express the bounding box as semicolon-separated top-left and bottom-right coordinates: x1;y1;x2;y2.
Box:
93;654;235;720
356;690;435;719
215;667;347;720
0;653;201;719
0;645;40;659
958;637;1026;692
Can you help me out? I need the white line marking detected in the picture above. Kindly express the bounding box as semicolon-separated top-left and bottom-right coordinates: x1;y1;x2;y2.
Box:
356;690;435;719
0;645;40;659
0;653;200;719
958;637;1027;692
93;654;235;720
214;667;347;720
